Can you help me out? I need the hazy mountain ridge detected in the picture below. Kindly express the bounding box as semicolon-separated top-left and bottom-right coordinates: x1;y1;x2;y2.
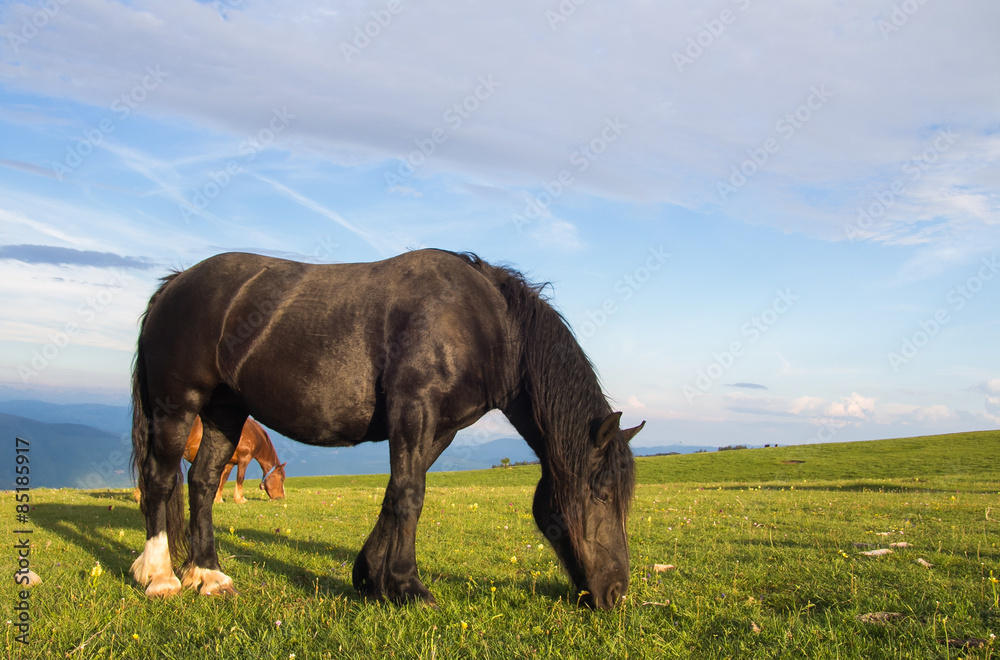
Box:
0;400;717;488
0;413;132;489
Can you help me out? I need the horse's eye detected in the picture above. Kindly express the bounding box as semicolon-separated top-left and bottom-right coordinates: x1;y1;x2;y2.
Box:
594;491;609;504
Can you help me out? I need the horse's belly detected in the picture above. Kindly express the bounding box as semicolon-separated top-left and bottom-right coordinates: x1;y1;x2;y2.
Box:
233;360;380;447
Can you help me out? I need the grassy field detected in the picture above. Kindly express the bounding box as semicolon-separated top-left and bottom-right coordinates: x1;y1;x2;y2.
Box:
3;430;999;659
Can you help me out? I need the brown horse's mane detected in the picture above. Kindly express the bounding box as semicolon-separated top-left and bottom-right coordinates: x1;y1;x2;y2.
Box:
248;419;280;469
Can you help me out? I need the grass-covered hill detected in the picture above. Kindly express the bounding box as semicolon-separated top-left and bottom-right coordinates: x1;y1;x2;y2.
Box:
3;429;998;659
286;429;1000;490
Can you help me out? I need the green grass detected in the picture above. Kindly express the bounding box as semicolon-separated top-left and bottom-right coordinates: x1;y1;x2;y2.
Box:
4;430;999;659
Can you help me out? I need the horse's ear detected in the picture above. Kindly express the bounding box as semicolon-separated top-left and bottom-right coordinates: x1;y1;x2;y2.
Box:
279;462;287;469
622;420;645;443
594;412;623;451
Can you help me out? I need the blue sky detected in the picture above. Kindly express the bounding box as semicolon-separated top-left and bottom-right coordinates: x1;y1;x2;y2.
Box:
1;0;998;449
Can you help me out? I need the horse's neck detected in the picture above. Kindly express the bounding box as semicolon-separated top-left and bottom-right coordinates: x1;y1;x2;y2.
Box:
518;318;610;449
251;427;278;471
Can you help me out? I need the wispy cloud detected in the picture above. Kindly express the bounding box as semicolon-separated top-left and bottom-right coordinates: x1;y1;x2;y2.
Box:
0;244;154;269
1;0;996;251
251;174;398;255
0;158;59;179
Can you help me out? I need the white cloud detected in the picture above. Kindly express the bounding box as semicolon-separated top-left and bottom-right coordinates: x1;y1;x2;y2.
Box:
528;217;585;253
973;378;1000;422
824;392;876;420
913;404;952;422
626;395;647;411
1;0;997;252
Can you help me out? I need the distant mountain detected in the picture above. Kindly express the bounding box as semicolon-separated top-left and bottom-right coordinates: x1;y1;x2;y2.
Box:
0;413;133;489
0;400;130;435
0;399;721;487
268;436;539;477
633;444;719;456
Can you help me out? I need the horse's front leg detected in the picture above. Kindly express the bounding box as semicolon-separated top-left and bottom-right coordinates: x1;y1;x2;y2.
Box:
353;426;456;606
181;408;243;596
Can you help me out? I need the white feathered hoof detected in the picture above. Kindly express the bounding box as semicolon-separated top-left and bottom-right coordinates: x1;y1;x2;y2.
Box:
145;574;183;598
131;532;180;598
181;566;238;596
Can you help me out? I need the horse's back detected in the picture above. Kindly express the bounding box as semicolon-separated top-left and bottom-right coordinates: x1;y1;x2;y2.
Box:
141;250;509;446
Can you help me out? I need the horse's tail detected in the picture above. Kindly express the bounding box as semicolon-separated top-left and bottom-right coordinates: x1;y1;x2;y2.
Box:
130;272;188;566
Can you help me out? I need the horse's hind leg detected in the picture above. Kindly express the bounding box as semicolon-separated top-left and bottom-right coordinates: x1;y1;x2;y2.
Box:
215;463;235;503
181;396;244;596
132;412;193;598
233;459;249;503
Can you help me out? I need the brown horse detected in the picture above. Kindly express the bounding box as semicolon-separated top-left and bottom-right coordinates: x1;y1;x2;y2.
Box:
184;417;287;503
133;417;286;504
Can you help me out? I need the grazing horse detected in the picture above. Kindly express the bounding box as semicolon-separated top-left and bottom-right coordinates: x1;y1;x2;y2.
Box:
129;250;643;608
132;417;286;504
183;416;286;503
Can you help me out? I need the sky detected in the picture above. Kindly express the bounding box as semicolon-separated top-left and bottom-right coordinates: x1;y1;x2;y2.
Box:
0;0;998;451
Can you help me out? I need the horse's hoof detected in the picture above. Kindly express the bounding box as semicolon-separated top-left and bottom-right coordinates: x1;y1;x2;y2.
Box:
203;581;238;597
145;575;182;598
181;566;236;596
392;582;436;607
131;532;173;587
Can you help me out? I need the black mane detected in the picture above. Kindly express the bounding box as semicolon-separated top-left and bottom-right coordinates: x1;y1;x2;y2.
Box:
447;252;636;535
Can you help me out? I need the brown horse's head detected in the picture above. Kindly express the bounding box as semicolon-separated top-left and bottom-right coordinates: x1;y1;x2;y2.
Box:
260;462;287;500
533;412;643;609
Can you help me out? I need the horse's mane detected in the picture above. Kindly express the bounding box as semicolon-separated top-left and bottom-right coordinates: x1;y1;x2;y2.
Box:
445;251;636;536
250;420;280;468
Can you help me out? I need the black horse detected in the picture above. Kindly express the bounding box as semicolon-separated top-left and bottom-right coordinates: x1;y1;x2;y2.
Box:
129;249;644;608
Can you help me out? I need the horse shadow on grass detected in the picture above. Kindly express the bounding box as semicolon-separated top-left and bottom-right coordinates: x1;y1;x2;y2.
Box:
30;502;361;598
29;501;513;603
84;489;139;502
